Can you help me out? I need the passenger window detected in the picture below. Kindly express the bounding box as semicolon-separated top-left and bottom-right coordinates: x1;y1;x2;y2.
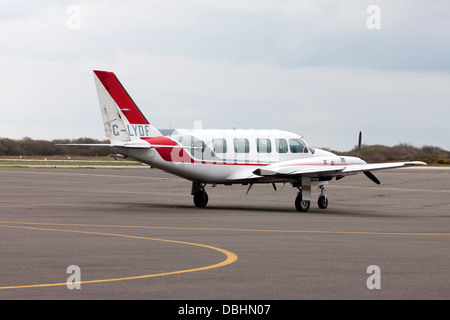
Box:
212;139;227;153
256;138;272;153
234;138;249;153
192;139;206;151
275;139;288;153
289;139;307;153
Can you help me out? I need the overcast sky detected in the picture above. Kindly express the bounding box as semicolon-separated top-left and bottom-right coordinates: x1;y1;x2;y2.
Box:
1;0;449;151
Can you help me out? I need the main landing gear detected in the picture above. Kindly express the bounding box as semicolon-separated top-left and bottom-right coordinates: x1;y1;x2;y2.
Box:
193;189;208;207
295;184;328;213
190;181;329;212
192;182;208;208
295;192;310;212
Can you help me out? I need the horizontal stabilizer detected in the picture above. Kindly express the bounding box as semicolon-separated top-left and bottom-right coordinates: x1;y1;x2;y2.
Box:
55;143;152;149
56;143;203;150
56;144;112;147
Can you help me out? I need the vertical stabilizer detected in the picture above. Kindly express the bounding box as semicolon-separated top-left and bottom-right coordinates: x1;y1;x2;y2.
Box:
93;70;161;143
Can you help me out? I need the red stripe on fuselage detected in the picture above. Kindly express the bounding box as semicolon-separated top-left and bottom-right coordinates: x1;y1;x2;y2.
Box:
141;137;268;166
143;137;194;163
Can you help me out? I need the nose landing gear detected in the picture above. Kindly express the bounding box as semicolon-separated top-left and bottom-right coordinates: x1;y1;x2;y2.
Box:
318;185;328;209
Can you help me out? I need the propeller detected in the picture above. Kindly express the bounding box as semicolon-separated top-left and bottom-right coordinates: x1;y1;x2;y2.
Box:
357;131;381;185
364;171;381;185
357;131;362;158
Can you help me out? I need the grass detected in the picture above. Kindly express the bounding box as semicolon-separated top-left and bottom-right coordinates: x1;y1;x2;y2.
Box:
0;156;148;168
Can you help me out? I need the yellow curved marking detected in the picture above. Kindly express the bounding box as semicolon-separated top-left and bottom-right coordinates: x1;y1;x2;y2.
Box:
1;220;448;289
0;224;238;290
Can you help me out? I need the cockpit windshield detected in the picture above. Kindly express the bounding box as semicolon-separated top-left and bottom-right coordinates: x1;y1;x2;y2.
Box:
289;139;308;153
289;138;315;154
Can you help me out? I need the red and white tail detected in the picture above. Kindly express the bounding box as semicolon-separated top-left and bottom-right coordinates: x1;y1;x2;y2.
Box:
93;70;161;144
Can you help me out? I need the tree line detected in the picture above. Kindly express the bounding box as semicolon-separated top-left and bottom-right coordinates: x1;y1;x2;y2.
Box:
329;143;450;164
0;137;110;157
0;137;449;164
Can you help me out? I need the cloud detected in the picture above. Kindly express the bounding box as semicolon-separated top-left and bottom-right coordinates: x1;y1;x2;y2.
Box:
0;0;449;151
4;1;449;70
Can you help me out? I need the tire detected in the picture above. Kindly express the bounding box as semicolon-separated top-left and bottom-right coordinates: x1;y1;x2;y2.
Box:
193;190;208;208
295;193;310;212
318;195;328;209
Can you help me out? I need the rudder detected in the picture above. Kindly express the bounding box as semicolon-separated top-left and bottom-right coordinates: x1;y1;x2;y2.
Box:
93;70;161;142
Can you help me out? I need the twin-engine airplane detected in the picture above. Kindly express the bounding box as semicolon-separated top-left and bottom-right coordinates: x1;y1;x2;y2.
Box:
68;70;426;212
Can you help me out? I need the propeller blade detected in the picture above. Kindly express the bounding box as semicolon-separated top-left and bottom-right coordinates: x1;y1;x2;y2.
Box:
364;171;381;185
357;131;362;158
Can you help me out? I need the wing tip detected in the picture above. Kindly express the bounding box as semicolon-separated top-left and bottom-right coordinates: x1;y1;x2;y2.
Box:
405;161;427;166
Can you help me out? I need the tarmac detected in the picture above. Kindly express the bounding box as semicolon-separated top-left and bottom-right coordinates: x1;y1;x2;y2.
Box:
0;166;449;300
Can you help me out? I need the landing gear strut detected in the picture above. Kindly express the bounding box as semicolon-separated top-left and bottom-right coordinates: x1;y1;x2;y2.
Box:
192;182;208;208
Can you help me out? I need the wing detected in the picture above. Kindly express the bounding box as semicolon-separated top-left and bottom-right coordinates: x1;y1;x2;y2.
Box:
247;160;426;184
341;161;426;174
224;159;426;183
253;161;425;177
253;165;346;177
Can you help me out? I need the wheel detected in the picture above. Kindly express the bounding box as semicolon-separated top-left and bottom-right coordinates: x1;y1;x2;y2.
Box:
318;195;328;209
193;190;208;208
295;193;310;212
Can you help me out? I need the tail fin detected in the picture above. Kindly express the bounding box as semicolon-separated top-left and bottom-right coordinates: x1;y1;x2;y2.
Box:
93;70;161;143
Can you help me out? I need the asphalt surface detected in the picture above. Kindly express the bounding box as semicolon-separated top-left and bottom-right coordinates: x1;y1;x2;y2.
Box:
0;167;449;300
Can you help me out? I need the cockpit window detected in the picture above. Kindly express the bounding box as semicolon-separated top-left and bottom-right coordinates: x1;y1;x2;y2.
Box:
289;139;308;153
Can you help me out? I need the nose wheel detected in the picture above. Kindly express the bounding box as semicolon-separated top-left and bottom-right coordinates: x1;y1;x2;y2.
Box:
318;195;328;209
318;185;328;209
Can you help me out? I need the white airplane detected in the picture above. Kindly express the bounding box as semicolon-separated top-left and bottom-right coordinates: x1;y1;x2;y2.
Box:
70;70;426;212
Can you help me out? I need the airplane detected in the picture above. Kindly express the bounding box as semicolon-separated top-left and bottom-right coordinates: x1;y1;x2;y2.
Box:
65;70;426;212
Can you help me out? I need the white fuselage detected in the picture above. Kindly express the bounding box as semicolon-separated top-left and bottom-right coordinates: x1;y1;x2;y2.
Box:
114;128;365;184
89;70;426;211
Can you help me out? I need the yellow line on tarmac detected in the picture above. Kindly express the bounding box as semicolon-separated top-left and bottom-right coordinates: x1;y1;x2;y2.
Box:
0;169;185;182
0;220;449;237
0;224;238;290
